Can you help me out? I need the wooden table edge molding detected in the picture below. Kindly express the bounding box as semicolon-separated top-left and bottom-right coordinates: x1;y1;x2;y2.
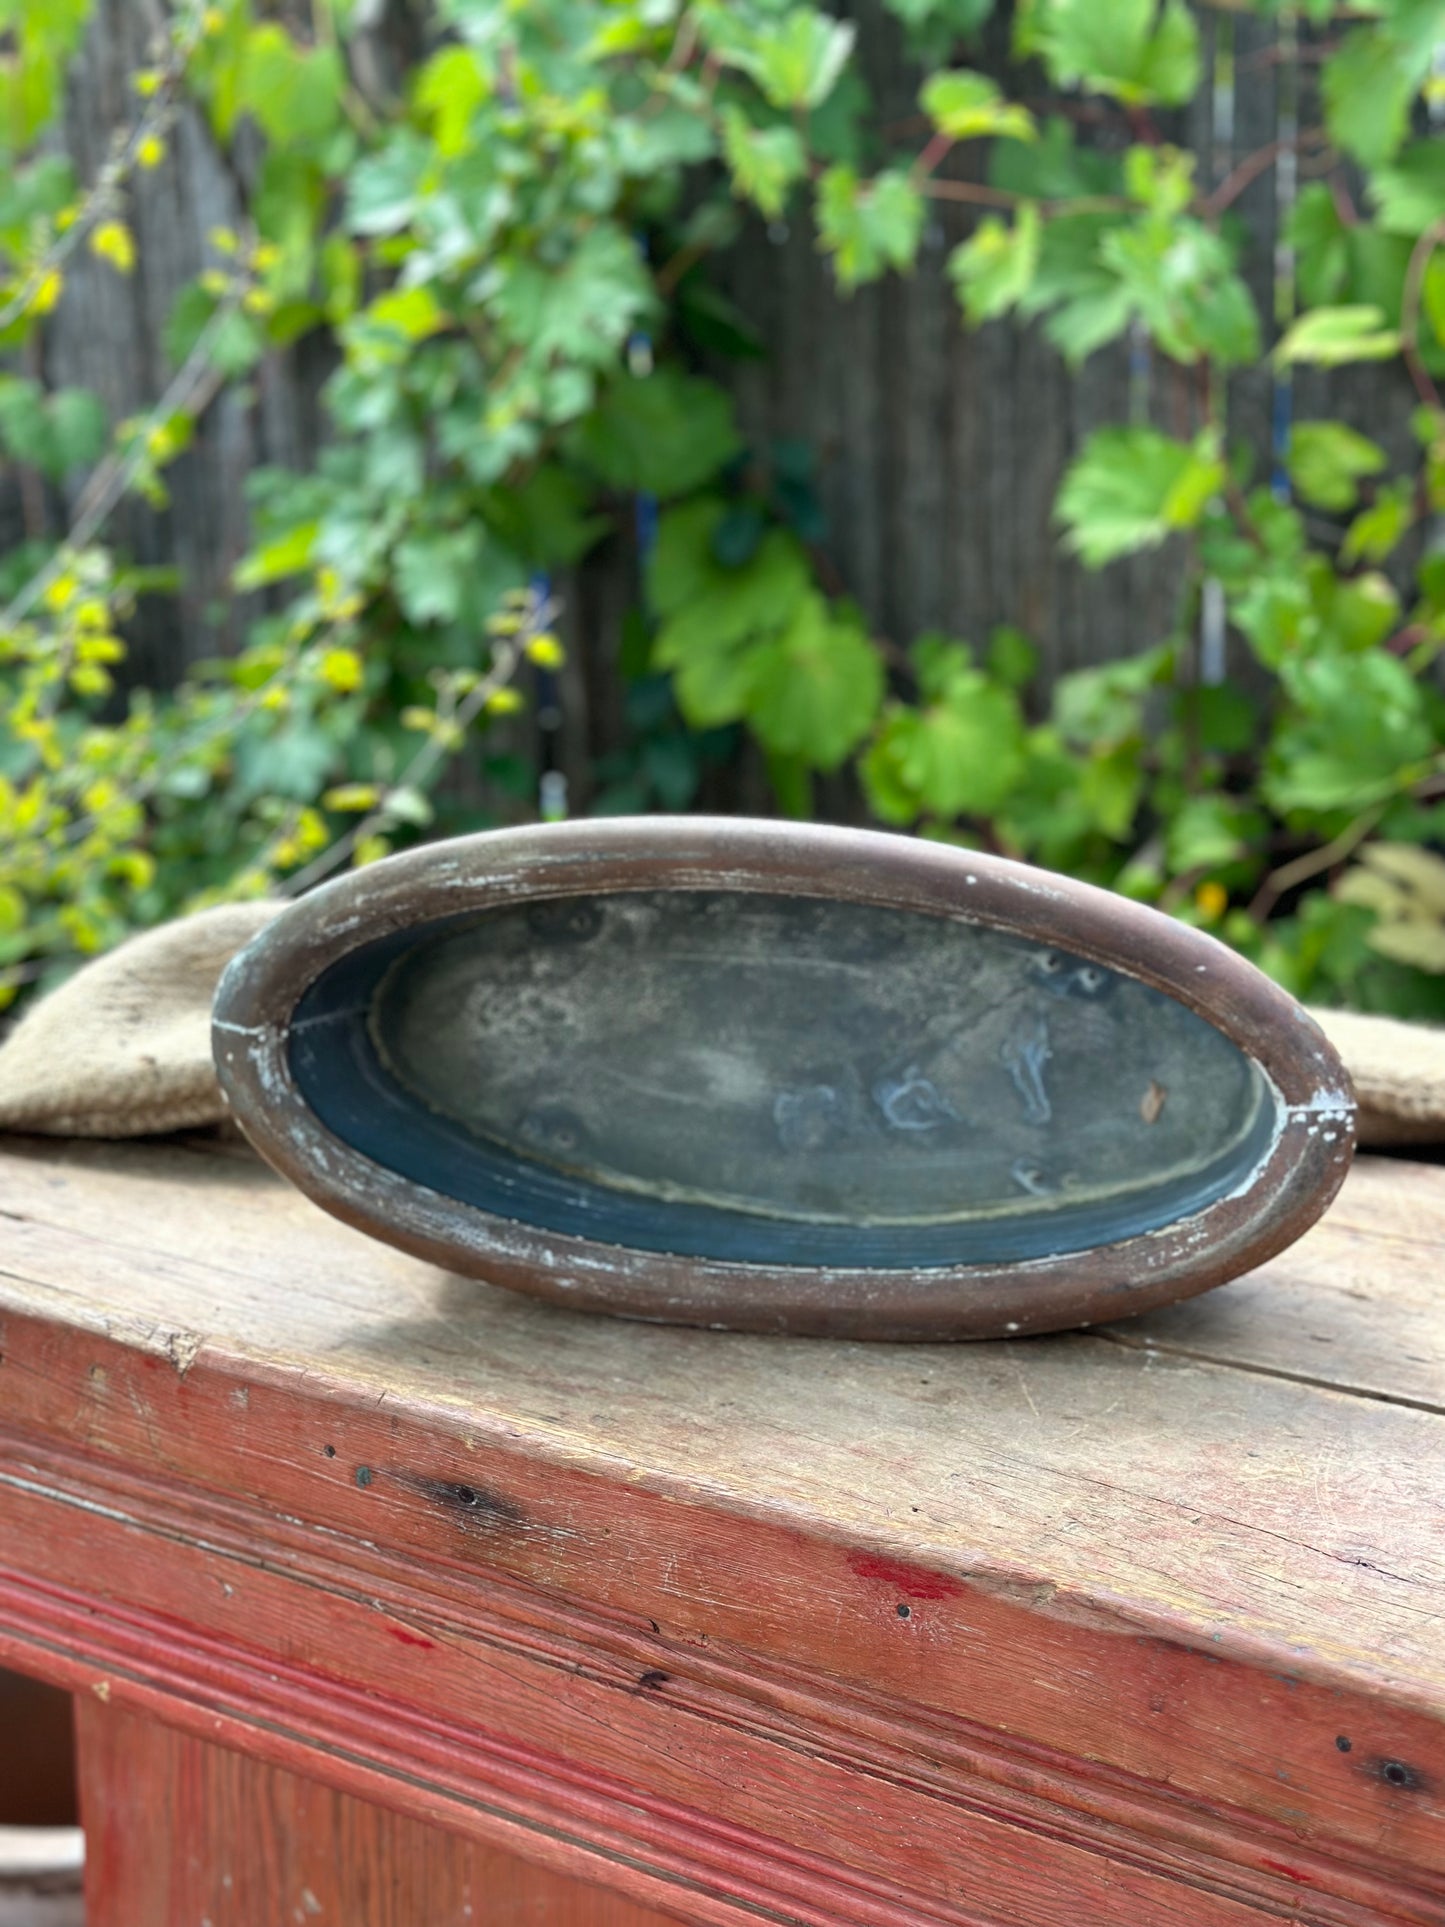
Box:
0;1135;1443;1926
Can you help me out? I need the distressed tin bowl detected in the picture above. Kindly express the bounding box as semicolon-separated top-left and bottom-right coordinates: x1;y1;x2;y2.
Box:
212;818;1356;1339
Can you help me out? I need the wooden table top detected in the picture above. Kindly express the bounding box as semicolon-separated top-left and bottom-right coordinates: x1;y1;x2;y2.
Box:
2;1133;1443;1925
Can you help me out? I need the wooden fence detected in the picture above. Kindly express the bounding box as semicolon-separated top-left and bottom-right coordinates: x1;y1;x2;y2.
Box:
9;0;1425;814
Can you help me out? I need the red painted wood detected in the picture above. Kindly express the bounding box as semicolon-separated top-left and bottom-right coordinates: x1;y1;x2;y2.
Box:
76;1699;678;1927
1;1137;1443;1926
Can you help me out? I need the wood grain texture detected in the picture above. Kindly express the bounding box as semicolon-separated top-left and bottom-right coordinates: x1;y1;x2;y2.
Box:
76;1700;676;1927
1;1135;1443;1924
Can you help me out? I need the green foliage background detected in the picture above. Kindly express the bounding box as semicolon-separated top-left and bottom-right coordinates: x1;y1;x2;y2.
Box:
2;0;1445;1016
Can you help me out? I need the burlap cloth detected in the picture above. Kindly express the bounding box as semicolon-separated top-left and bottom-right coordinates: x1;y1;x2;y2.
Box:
0;903;279;1137
0;904;1441;1148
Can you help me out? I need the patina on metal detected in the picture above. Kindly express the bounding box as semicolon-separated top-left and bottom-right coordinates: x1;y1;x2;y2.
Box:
212;818;1357;1339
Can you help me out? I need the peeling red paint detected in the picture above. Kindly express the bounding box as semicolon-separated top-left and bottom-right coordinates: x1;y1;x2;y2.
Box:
1259;1858;1308;1884
847;1552;963;1600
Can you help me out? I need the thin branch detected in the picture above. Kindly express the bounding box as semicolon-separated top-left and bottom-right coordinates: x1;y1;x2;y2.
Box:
0;1;209;335
911;130;955;184
1;277;249;633
1400;215;1445;416
277;596;559;898
923;180;1132;216
1224;477;1267;552
919;178;1021;211
1200;127;1329;220
1247;804;1386;922
655;239;711;296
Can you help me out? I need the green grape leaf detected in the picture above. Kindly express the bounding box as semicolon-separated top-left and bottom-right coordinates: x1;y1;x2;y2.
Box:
1165;795;1259;873
648;501;808;625
948;203;1041;324
1056;429;1223;567
237;25;345;149
884;0;995;31
492;224;655;369
1341;479;1415;565
667;639;756;728
234;521;320;592
863;671;1025;818
615;101;718;173
1289;185;1351;309
921;71;1035;143
570;369;742;499
1316;567;1400;653
412;45;492;160
1098;218;1260;366
1275;305;1401;367
1052;644;1172;749
1025;0;1200;107
482;464;610;568
1077;741;1143;839
745;594;884;768
720;108;808;220
1285;421;1388;513
734;11;858;111
394;525;482;625
1022;211;1135;363
44;388;107;475
0;376;50;467
347;133;432;237
1369;141;1445;236
817;166;925;290
987;625;1038;689
1323;22;1435;169
990;117;1121;199
1267;651;1433;814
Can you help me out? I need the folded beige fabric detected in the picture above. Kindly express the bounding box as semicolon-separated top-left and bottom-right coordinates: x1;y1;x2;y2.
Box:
1304;1004;1445;1147
0;902;279;1137
0;900;1442;1147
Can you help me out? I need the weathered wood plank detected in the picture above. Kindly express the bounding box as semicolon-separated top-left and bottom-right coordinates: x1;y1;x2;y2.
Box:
0;1136;1442;1704
1117;1157;1445;1411
2;1133;1444;1914
76;1699;675;1927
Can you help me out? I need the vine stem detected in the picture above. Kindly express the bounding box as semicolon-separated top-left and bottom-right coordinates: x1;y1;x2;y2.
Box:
910;130;955;183
0;276;249;635
1400;215;1445;415
922;180;1130;215
1200;127;1329;220
1246;803;1386;922
277;594;559;899
0;0;209;336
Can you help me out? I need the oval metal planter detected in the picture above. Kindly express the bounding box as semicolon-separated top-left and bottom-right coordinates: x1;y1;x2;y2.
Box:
212;819;1356;1340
